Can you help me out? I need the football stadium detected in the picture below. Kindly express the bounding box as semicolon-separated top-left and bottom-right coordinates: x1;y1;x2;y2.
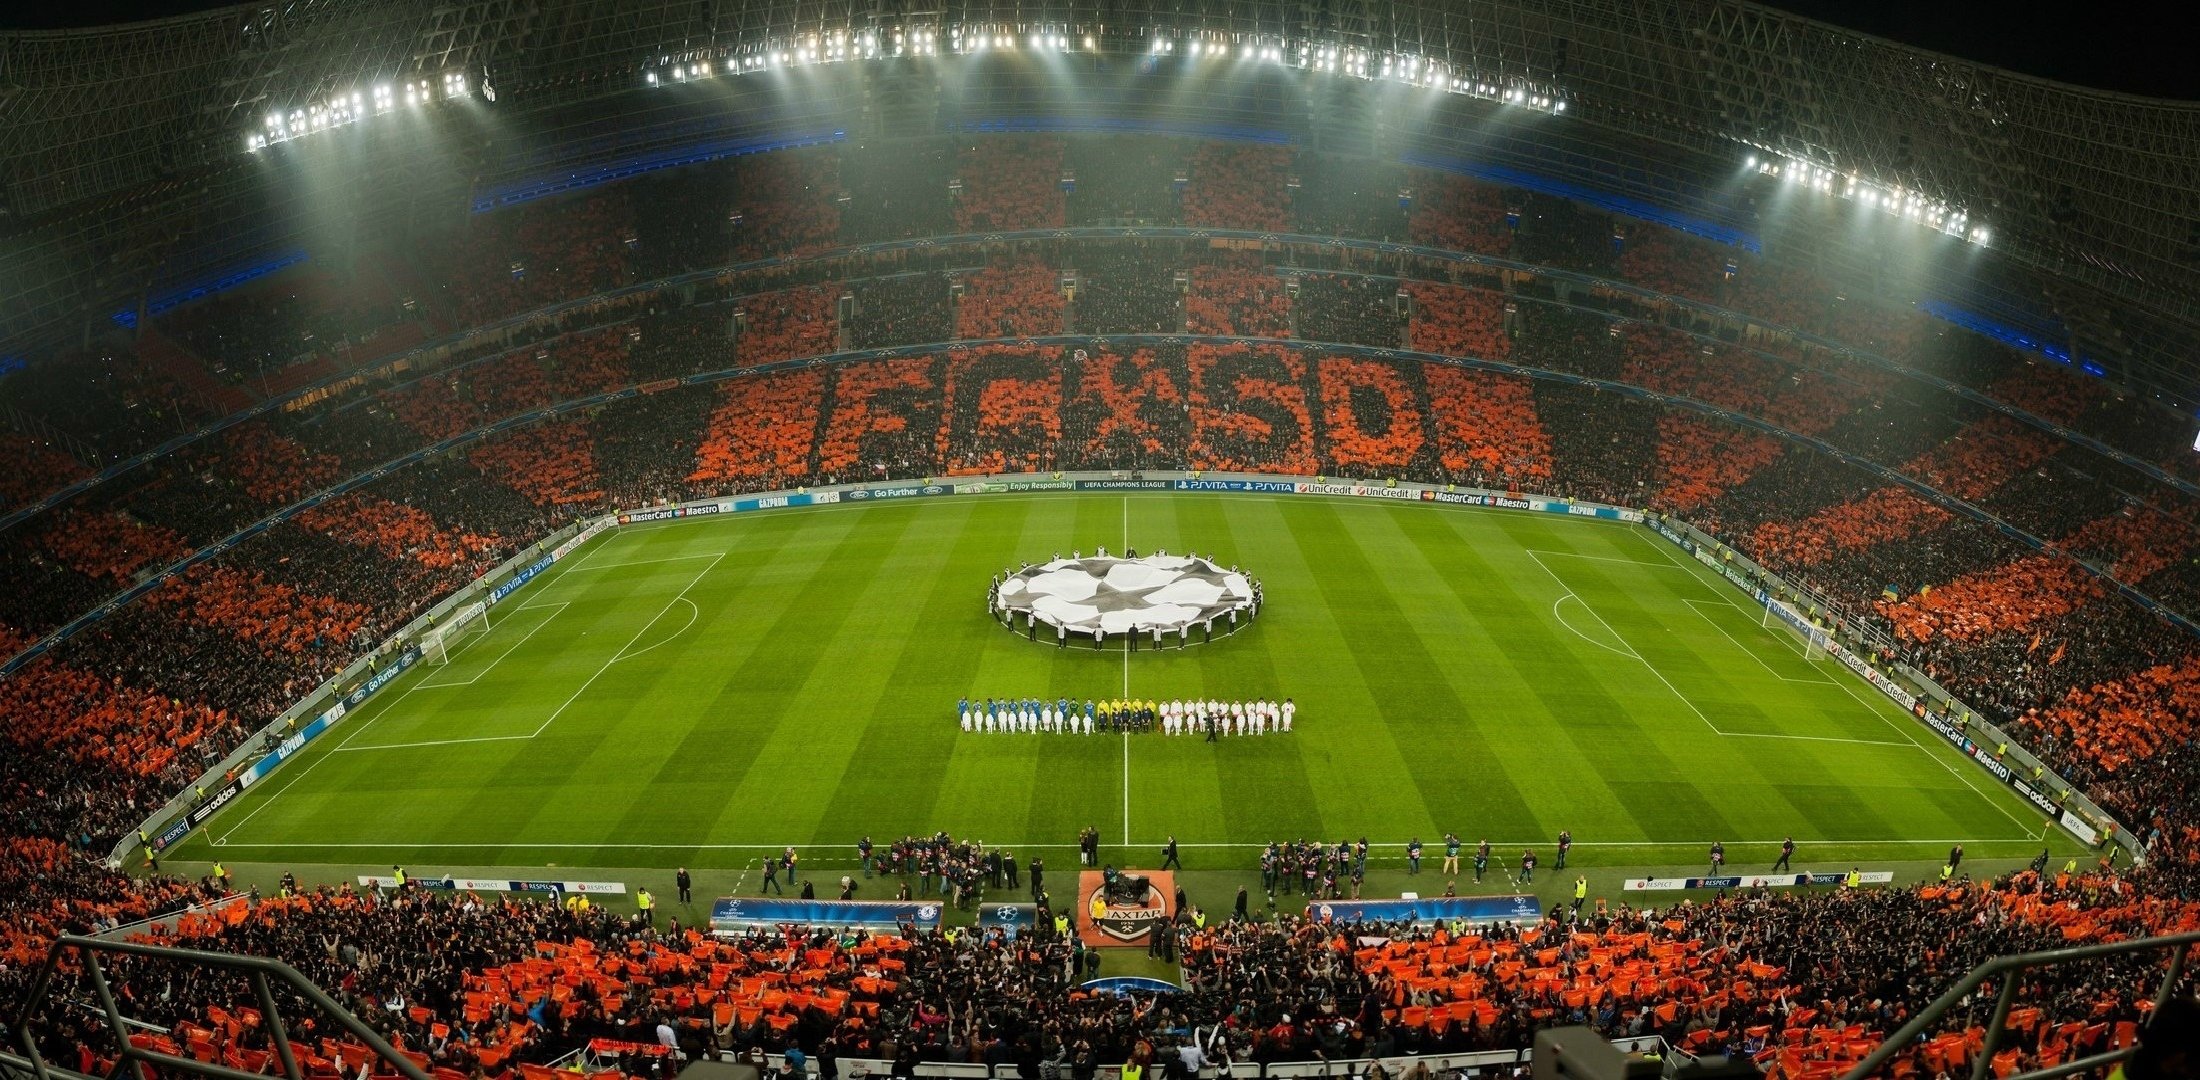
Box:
1;1;2197;1079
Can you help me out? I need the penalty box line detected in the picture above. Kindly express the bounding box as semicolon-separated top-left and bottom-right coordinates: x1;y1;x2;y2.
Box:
1625;528;2041;836
1526;549;1906;748
217;556;724;848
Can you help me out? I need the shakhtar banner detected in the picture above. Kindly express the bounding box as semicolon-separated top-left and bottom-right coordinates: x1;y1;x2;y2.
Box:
1077;869;1176;946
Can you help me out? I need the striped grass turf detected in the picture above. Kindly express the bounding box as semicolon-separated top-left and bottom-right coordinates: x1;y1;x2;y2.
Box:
173;493;2062;881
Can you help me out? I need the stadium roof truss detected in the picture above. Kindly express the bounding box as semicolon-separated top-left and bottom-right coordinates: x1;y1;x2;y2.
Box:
3;0;2198;400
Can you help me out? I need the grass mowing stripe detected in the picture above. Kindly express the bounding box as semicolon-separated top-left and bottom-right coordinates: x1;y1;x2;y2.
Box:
1439;515;1743;842
1189;497;1325;844
820;499;1051;843
1288;499;1536;836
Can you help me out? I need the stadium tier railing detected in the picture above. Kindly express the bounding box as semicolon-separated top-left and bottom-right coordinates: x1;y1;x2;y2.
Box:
1840;929;2200;1080
2;934;434;1080
91;891;247;941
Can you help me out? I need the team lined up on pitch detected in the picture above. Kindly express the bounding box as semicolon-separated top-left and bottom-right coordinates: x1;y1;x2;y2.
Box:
958;696;1295;734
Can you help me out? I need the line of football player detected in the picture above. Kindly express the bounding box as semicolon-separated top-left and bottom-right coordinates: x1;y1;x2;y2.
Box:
956;697;1295;734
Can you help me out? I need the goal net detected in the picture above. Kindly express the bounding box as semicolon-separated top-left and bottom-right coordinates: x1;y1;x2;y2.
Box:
422;601;489;666
1760;598;1831;662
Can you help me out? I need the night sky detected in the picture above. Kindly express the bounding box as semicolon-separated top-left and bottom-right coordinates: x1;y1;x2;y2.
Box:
3;0;2191;101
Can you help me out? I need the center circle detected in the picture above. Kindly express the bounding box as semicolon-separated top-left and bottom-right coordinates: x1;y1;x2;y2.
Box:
990;551;1261;641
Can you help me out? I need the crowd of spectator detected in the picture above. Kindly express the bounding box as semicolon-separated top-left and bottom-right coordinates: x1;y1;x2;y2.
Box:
1405;281;1509;360
1315;358;1425;474
814;359;943;482
1748;368;2094;569
11;818;2192;1080
954;138;1068;233
1613;227;1722;305
1290;154;1407;241
1294;276;1403;349
1423;367;1554;490
1070;252;1182;334
436;190;635;329
0;435;92;515
1181;143;1291;231
738;286;838;366
848;276;954;351
689;371;829;494
1407;172;1510;257
1186;343;1317;475
1185;264;1290;338
1506;195;1615;277
1879;509;2193;645
939;348;1065;476
956;259;1067;340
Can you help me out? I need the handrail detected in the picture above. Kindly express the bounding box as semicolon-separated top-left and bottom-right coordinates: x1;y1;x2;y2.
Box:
6;934;432;1080
1840;929;2200;1080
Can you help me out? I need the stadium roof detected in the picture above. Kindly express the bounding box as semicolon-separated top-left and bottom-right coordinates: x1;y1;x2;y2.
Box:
4;0;2198;402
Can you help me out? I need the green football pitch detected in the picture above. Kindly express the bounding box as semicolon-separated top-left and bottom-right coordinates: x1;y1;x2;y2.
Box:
172;492;2064;890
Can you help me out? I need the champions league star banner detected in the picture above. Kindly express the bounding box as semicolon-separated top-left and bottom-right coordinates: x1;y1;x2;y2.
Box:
1622;872;1895;892
978;902;1039;939
1303;894;1541;926
1077;869;1177;946
709;897;943;933
997;554;1255;637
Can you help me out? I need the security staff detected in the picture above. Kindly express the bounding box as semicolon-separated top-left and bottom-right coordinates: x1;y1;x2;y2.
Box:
1572;876;1589;913
637;887;656;925
676;868;692;904
1773;837;1795;872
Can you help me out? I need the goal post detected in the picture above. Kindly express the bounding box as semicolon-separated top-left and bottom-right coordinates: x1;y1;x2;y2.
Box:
1760;597;1830;661
422;601;489;666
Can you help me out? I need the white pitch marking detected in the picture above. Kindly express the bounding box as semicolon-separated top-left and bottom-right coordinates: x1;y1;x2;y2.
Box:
333;734;537;753
1549;594;1642;659
1122;495;1131;842
560;551;725;574
528;554;724;738
1679;598;1835;685
1629;527;2041;836
417;601;570;688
